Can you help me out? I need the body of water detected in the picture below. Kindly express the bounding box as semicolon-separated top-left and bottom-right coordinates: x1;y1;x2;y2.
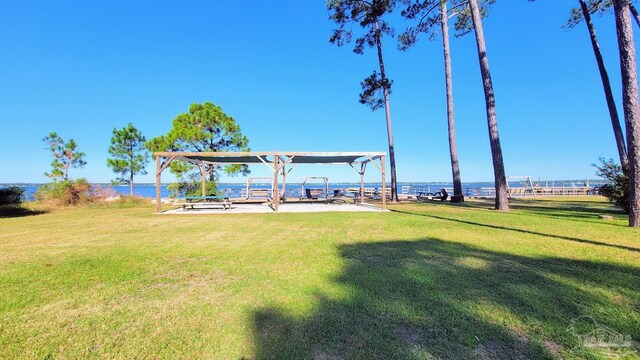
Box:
2;179;604;201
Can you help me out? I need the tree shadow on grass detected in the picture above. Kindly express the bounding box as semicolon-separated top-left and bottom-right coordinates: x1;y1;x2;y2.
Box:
508;203;623;216
251;239;639;359
439;197;619;212
0;205;48;218
403;198;627;227
391;209;640;254
505;200;628;227
506;208;626;228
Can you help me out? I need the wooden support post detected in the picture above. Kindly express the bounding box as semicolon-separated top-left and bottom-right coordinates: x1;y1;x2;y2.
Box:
325;177;329;204
200;164;207;196
381;155;387;210
273;155;280;212
360;163;366;203
281;162;287;202
155;156;161;213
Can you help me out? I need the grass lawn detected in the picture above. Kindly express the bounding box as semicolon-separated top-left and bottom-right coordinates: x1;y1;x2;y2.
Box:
0;197;638;359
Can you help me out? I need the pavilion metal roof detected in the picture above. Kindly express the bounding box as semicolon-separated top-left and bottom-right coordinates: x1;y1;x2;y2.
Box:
185;155;270;164
154;151;385;165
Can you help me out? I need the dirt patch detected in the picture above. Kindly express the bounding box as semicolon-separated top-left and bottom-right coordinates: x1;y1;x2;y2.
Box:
419;257;446;266
313;352;344;360
455;256;489;269
172;256;210;263
510;327;529;343
394;325;425;347
350;255;382;262
474;341;529;360
498;259;527;272
151;268;226;290
543;340;563;358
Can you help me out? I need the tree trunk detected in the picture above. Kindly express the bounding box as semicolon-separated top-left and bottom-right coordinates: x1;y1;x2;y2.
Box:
207;165;217;195
441;1;464;203
130;144;134;196
629;4;640;28
580;0;629;173
129;171;134;196
200;165;208;196
208;165;216;182
468;0;509;211
375;20;398;202
614;0;640;227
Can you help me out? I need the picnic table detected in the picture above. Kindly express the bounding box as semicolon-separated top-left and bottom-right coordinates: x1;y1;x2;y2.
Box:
333;189;362;204
417;188;449;202
181;196;232;210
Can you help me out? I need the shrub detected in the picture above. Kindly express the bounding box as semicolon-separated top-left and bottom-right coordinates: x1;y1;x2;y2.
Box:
593;158;629;213
0;187;24;205
167;180;217;197
34;179;113;206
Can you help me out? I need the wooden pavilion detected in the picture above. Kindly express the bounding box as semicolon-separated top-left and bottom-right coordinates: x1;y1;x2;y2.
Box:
153;151;387;212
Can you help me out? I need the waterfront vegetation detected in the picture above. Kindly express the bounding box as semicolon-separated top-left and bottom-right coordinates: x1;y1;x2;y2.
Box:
0;197;638;359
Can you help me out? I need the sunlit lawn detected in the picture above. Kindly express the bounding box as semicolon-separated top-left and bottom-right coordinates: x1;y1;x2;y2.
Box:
0;197;638;359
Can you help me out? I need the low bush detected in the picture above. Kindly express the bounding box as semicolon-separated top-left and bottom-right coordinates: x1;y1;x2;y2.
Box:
167;180;217;197
0;187;24;205
35;179;116;206
594;158;629;213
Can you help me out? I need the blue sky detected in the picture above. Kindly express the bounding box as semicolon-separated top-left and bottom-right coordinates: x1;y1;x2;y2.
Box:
0;0;636;183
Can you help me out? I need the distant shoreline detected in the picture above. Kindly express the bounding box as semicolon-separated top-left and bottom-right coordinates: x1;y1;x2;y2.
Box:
6;180;607;201
0;180;608;186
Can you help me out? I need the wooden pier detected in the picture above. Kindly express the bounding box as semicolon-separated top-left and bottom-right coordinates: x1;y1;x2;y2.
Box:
402;186;596;199
508;186;594;197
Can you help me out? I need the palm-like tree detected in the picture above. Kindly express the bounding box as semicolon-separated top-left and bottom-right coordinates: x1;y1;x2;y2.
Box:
399;0;466;202
440;0;464;202
467;0;509;211
568;0;629;173
328;0;399;202
613;0;640;227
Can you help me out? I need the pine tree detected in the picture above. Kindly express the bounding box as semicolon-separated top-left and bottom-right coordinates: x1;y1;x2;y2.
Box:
566;0;629;173
107;123;150;196
43;132;86;181
399;0;470;202
147;102;250;196
613;0;640;227
328;0;400;201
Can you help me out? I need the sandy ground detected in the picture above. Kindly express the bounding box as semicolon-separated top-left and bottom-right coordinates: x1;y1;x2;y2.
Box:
161;202;387;214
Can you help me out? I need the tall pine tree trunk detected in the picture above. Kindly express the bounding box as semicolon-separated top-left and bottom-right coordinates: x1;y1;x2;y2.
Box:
629;4;640;28
441;0;464;202
129;171;134;196
580;0;629;173
613;0;640;227
468;0;509;211
375;20;398;202
129;145;134;196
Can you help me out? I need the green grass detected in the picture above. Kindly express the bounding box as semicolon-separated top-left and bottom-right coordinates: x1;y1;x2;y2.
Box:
0;197;638;359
